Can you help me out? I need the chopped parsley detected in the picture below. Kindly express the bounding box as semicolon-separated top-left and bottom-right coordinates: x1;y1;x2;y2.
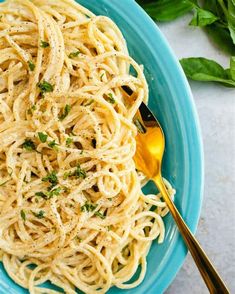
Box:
48;140;59;150
37;80;54;95
81;201;98;212
59;104;72;121
32;210;45;219
38;132;48;143
73;164;86;179
66;137;73;146
63;164;86;180
84;99;94;106
63;172;71;180
95;211;105;219
48;187;61;197
91;139;96;148
22;139;36;151
100;73;105;79
28;61;35;71
35;187;61;200
40;40;50;48
107;93;115;104
20;210;26;221
35;191;47;199
42;171;58;187
27;105;36;115
69;50;80;58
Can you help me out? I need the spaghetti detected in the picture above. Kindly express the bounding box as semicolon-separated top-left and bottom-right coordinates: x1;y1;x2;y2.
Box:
0;0;175;293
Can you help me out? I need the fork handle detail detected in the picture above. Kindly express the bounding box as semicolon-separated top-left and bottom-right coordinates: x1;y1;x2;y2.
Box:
154;175;230;294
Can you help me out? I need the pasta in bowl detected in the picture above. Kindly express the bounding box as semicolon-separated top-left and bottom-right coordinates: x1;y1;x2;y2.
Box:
0;0;178;293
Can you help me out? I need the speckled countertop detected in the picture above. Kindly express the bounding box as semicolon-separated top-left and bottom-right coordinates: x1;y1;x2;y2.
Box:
156;15;235;294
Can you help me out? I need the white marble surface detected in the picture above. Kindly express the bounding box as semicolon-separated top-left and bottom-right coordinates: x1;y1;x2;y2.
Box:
156;15;235;294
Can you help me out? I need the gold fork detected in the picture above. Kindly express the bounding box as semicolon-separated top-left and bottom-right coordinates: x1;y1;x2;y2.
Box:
133;102;229;294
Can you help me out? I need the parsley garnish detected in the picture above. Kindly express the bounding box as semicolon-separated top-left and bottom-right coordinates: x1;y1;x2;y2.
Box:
48;140;59;150
73;164;86;179
107;93;115;104
35;192;47;199
38;132;48;143
37;80;54;95
42;171;58;187
95;211;105;219
48;187;61;197
32;210;45;219
59;104;72;121
27;105;36;115
69;50;80;58
66;137;73;146
20;210;26;221
28;61;35;71
63;172;70;180
63;164;86;180
22;139;36;151
81;201;98;212
91;139;96;148
35;187;61;200
40;40;50;48
84;99;94;106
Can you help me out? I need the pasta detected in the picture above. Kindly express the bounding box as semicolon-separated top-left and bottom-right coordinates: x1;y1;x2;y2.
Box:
0;0;175;293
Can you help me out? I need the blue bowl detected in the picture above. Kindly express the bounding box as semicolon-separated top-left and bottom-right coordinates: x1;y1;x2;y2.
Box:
0;0;204;293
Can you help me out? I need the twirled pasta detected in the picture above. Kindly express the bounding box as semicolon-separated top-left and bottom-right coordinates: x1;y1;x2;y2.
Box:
0;0;175;293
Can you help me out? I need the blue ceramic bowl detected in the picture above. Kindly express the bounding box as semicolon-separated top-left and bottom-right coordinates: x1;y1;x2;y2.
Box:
0;0;204;293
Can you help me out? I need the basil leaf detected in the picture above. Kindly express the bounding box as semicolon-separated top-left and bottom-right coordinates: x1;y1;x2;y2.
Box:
180;57;235;87
228;0;235;44
230;56;235;80
203;0;225;20
137;0;195;22
204;23;235;55
189;8;219;26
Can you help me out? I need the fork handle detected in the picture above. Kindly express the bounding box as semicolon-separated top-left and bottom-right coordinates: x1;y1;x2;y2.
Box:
154;176;229;294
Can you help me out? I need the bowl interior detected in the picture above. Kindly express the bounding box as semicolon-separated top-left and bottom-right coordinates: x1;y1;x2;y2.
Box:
0;0;204;293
